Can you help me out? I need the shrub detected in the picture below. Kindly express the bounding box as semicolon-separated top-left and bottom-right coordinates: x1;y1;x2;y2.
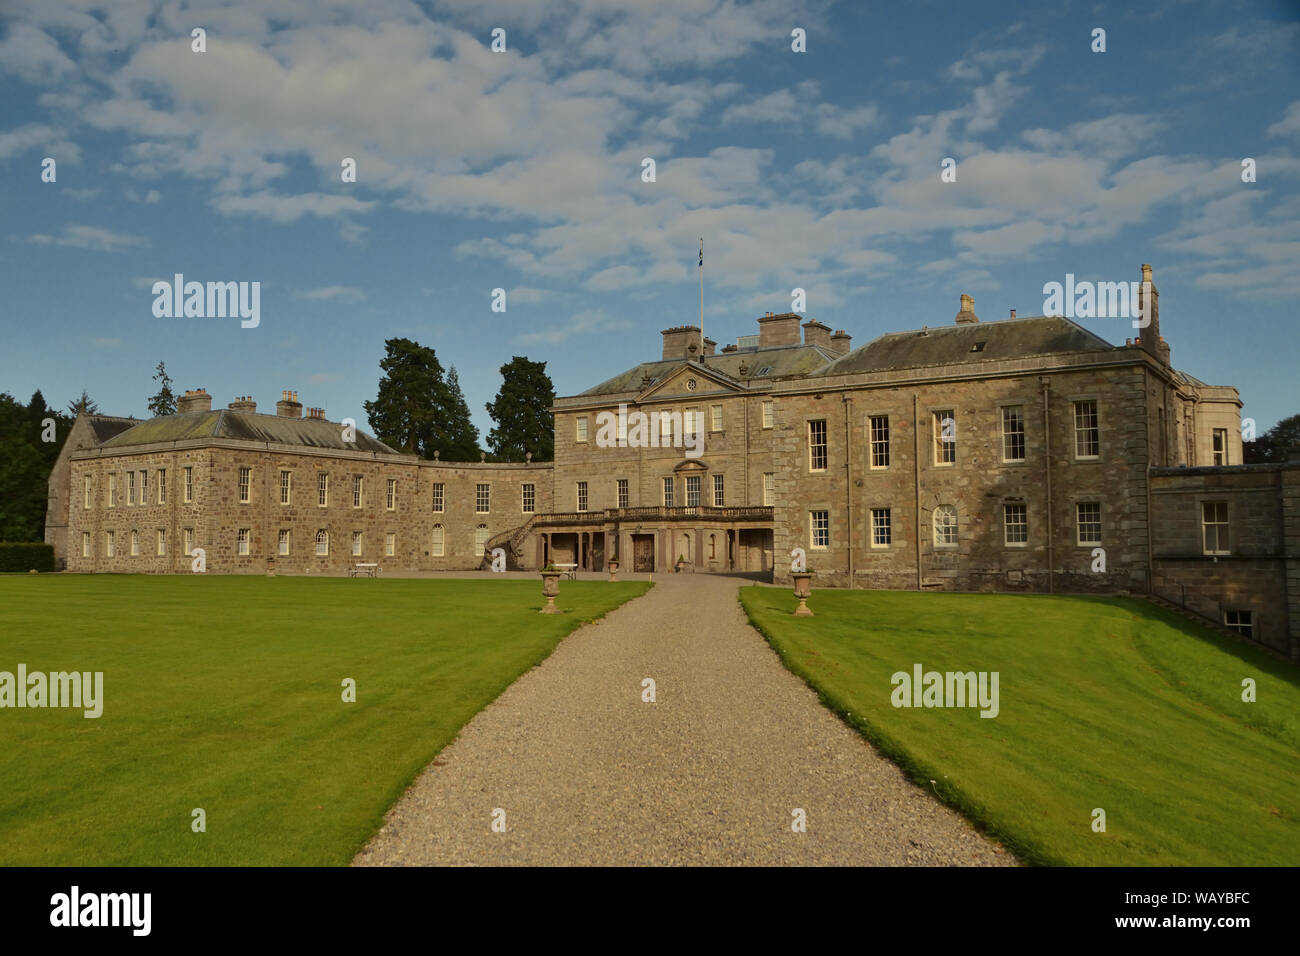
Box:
0;542;55;573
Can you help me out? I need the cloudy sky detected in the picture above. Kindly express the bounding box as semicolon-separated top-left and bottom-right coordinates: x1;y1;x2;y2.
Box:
2;0;1297;438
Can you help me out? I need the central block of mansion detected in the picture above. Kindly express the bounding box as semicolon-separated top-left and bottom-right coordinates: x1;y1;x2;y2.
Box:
47;265;1300;659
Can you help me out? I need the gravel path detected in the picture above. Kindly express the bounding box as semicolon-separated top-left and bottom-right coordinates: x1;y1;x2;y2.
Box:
354;574;1014;866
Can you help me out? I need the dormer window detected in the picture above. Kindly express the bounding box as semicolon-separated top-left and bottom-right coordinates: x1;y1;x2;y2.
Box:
970;342;986;352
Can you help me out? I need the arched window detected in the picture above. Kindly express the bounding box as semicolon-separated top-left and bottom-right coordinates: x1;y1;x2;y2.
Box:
933;505;957;546
432;524;445;557
315;529;329;555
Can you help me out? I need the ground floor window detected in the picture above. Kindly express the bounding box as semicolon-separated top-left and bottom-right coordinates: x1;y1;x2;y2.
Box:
474;524;489;553
316;530;329;556
157;529;166;555
871;508;891;547
385;532;396;557
1003;503;1028;545
82;532;90;557
933;504;957;547
810;510;830;549
1076;502;1102;545
279;530;290;556
352;531;363;557
432;525;445;556
237;528;250;555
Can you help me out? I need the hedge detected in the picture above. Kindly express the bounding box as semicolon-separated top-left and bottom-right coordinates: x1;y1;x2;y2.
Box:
0;542;55;573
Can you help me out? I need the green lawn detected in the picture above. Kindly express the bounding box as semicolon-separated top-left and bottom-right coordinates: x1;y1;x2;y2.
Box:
740;586;1300;866
0;574;648;865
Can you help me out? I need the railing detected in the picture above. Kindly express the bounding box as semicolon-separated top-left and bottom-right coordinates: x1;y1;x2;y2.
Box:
532;505;773;526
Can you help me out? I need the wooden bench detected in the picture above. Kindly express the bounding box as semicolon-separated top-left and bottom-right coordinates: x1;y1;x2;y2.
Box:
349;563;380;578
553;562;579;580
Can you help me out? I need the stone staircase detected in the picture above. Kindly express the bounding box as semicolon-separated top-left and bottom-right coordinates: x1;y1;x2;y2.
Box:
481;515;536;570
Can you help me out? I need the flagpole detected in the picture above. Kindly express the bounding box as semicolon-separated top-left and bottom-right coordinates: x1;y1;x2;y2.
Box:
698;237;704;363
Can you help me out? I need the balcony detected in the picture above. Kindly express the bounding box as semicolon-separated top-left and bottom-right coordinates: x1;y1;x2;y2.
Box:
532;505;773;527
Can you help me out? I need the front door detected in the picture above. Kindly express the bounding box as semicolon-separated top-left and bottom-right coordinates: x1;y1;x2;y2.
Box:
633;534;655;572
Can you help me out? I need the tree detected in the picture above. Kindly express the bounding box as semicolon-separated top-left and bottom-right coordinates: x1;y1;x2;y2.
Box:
0;390;71;541
486;356;555;461
66;390;99;417
363;339;480;461
148;361;177;417
1244;413;1300;464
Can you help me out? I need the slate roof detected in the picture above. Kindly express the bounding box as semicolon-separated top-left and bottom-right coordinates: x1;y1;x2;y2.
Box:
823;315;1116;376
579;344;837;396
99;409;398;454
83;415;139;445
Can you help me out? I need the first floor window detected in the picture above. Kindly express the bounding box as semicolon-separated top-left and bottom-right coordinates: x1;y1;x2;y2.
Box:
130;530;139;556
663;477;674;507
1074;400;1100;458
432;525;445;557
810;510;830;549
83;475;92;509
432;482;444;513
318;473;329;507
1213;428;1228;466
1202;501;1229;554
127;471;136;505
278;530;290;556
617;478;629;509
105;530;115;557
1076;502;1102;545
762;472;775;506
81;532;90;557
1003;503;1028;545
575;416;589;442
522;483;536;514
280;470;292;505
685;474;701;507
475;524;489;553
184;528;194;555
761;401;774;429
315;530;329;555
386;478;397;510
934;411;956;464
352;531;363;557
183;466;192;503
237;528;250;555
158;469;167;504
870;415;890;468
1224;609;1253;638
353;475;363;508
1002;406;1026;462
934;504;958;546
157;529;166;555
476;483;490;514
713;473;725;507
239;467;251;503
871;508;891;547
140;470;147;504
576;481;588;512
808;419;828;471
385;532;396;557
108;473;117;506
710;404;723;432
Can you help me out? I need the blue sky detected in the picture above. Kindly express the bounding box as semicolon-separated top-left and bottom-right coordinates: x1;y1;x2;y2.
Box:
2;0;1298;440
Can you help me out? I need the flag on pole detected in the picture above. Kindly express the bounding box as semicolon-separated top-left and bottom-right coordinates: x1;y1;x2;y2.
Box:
699;239;703;268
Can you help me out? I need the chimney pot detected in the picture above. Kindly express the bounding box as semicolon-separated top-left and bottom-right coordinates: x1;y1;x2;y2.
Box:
1009;308;1016;319
955;294;979;324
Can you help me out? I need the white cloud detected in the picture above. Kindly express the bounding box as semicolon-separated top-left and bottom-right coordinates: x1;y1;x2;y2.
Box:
27;224;147;251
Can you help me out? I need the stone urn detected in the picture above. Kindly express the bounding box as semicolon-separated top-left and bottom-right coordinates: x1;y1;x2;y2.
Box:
792;571;814;616
540;568;561;614
607;558;620;582
675;555;688;573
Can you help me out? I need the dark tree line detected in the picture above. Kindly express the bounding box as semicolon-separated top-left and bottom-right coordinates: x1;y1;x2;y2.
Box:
0;391;71;541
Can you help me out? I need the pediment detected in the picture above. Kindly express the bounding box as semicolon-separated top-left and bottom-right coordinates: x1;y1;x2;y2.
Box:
639;363;742;401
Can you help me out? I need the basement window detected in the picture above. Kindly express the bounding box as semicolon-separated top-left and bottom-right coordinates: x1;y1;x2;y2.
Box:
1224;609;1253;639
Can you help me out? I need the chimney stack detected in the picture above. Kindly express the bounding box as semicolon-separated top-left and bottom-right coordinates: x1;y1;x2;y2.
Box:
305;407;326;420
661;326;700;361
1009;308;1017;319
228;395;257;414
276;390;303;418
177;388;212;414
1137;264;1167;365
955;294;980;324
757;311;802;347
829;330;852;356
802;319;832;350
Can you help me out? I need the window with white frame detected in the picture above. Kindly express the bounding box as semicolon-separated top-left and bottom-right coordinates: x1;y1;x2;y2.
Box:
317;473;328;507
575;417;589;442
238;467;251;503
130;530;139;556
713;473;725;507
1076;502;1102;545
139;470;147;503
617;478;629;509
108;473;117;507
432;525;445;556
315;530;329;555
105;530;115;557
476;483;490;514
280;470;291;505
763;472;775;506
1003;503;1028;545
83;475;91;509
278;530;290;556
385;532;396;557
1074;401;1100;458
522;483;535;514
869;416;890;468
474;524;489;553
710;404;723;431
761;401;774;429
685;474;701;507
352;475;363;508
808;419;828;471
1002;406;1026;462
81;532;90;558
184;528;194;555
933;504;958;546
685;408;699;437
576;481;588;512
157;529;166;556
237;528;250;555
1223;609;1253;638
352;531;363;557
871;507;891;547
1202;501;1229;554
183;467;192;503
432;482;444;513
662;476;674;507
1213;429;1228;466
128;471;136;505
158;469;166;504
386;478;397;510
934;411;956;465
660;410;674;440
810;510;830;549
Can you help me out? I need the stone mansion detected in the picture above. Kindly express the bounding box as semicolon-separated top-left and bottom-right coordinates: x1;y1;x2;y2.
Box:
46;264;1300;660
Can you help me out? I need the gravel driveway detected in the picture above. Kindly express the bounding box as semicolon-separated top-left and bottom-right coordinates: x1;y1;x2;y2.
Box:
354;574;1014;866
